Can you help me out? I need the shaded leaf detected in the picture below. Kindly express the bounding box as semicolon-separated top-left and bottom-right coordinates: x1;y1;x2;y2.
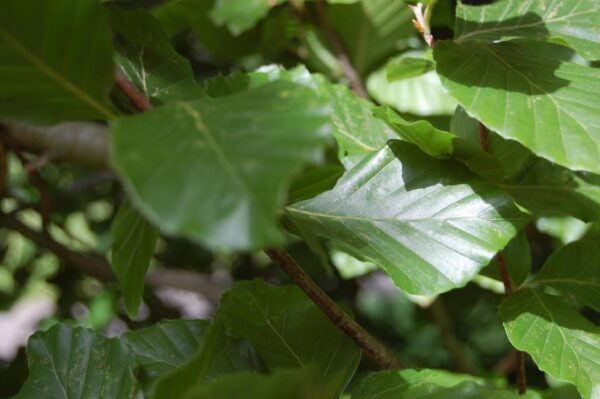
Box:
209;0;286;35
0;0;114;123
111;81;331;250
219;279;361;395
329;0;414;74
187;368;331;399
387;57;435;81
153;317;264;399
435;39;600;174
287;141;528;295
111;200;159;318
500;288;600;399
455;0;600;61
352;369;519;399
534;237;600;311
110;8;206;105
122;319;207;380
15;324;140;398
450;107;600;222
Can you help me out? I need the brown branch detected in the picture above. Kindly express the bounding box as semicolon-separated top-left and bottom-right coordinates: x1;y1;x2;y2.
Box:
478;123;490;152
114;70;154;112
0;121;109;169
496;252;527;395
0;212;228;299
0;213;115;281
265;246;404;369
314;0;369;99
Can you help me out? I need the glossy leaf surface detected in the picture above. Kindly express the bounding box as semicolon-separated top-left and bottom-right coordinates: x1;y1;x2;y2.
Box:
287;141;528;295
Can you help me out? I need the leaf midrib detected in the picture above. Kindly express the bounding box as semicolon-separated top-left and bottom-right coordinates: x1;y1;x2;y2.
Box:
455;6;600;43
287;205;521;223
0;28;115;119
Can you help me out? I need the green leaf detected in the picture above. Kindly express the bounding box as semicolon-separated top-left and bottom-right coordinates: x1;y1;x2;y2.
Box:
209;0;286;35
109;8;206;105
455;0;600;61
204;65;396;159
111;81;331;250
352;369;519;399
287;141;528;295
450;107;532;181
536;216;589;245
218;280;361;394
450;107;600;222
329;0;414;74
122;319;207;380
111;200;159;318
377;105;600;221
152;0;262;63
187;368;332;399
500;288;600;399
288;165;345;204
15;324;140;398
368;52;457;116
481;231;531;287
153;318;264;398
0;0;115;123
387;57;435;82
534;237;600;312
434;39;600;174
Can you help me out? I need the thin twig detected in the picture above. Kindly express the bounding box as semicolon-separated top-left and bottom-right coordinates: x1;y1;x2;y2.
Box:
114;70;154;112
314;0;369;98
0;212;115;281
496;253;527;395
265;246;404;369
479;123;490;152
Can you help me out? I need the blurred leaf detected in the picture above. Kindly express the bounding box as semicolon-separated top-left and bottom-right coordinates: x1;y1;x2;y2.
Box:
152;0;262;62
329;0;414;74
287;141;528;295
500;288;600;399
536;217;589;245
205;65;396;159
352;369;518;399
219;280;361;395
111;200;159;318
330;249;376;279
455;0;600;61
15;324;140;398
187;368;331;399
387;57;435;82
534;237;600;312
111;81;330;250
209;0;286;35
368;51;457;116
110;8;207;105
0;0;114;123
